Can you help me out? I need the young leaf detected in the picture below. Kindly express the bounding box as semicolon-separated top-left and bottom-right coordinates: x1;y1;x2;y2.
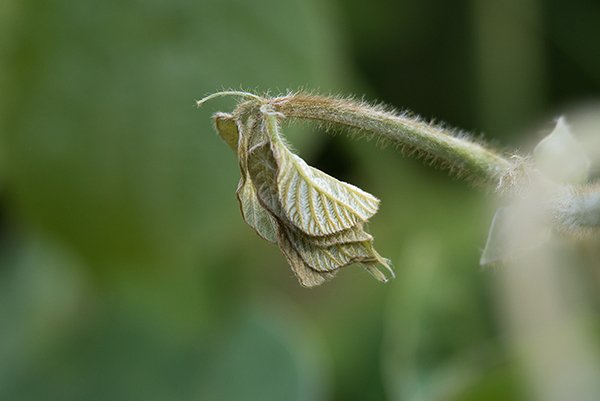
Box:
214;112;278;242
213;112;238;151
246;141;284;218
308;224;373;247
282;224;379;272
272;138;380;236
236;176;278;243
276;225;337;288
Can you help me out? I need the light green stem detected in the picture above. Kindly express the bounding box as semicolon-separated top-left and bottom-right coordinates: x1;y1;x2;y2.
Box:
271;94;513;186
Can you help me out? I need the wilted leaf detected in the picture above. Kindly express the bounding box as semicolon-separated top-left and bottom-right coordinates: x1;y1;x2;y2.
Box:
206;97;393;286
236;176;278;243
309;224;373;247
277;226;337;288
247;141;283;218
213;112;239;151
283;225;377;271
265;113;379;236
275;146;380;236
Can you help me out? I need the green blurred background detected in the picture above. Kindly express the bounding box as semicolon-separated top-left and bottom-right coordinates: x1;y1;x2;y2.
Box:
1;0;600;400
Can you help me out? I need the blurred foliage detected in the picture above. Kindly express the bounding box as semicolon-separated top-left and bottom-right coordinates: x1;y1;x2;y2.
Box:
1;0;599;400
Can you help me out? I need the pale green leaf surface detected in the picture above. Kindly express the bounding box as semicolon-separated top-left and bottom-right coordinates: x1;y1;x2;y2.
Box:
274;142;380;236
245;138;392;282
308;224;373;247
247;141;283;218
236;175;278;243
276;225;337;288
245;141;375;247
283;225;377;272
216;112;278;243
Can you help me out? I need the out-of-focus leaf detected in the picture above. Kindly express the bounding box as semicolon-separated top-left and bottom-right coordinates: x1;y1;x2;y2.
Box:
533;117;591;184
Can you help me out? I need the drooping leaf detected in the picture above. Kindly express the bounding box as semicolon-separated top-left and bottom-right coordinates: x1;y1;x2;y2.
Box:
245;136;393;282
213;112;238;151
262;114;379;236
236;176;278;243
213;110;279;243
275;147;380;235
276;225;337;288
283;225;376;272
211;108;392;286
247;141;283;218
246;141;376;248
309;224;373;247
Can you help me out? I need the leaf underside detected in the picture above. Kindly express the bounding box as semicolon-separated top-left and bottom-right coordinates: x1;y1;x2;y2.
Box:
277;224;338;287
274;143;380;236
236;175;278;243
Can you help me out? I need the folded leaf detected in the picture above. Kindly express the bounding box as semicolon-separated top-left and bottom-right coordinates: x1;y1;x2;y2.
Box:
309;224;373;247
213;112;238;151
236;175;278;243
283;224;377;272
273;143;379;236
276;225;337;288
246;141;283;217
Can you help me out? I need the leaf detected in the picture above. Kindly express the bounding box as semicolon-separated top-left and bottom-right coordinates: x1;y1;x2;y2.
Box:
361;259;395;283
214;112;278;243
276;224;337;288
309;224;373;247
282;224;394;281
247;141;284;218
533;117;591;184
266;118;379;236
236;176;278;243
283;225;377;272
213;112;238;151
234;113;392;286
480;207;551;265
246;142;374;247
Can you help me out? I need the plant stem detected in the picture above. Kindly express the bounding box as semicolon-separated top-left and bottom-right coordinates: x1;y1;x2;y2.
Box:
271;94;513;186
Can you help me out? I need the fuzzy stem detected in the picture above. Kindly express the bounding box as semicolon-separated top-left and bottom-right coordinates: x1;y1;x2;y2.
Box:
271;94;513;186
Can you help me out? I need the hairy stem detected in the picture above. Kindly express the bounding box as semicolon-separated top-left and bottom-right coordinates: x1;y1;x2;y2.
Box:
271;94;513;186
